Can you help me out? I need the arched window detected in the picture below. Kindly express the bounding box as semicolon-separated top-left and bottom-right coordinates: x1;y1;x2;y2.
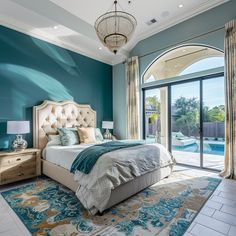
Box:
143;44;225;171
143;45;224;83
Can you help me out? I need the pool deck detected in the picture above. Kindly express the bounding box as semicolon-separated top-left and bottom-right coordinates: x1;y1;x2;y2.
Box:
146;137;224;170
173;150;224;170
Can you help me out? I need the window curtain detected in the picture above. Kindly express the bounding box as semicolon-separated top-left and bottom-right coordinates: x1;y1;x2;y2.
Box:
126;56;140;139
220;19;236;179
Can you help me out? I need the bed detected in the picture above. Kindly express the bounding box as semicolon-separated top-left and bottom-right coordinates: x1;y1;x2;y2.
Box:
33;100;174;214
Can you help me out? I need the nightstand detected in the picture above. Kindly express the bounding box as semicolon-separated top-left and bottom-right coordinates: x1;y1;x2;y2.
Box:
0;148;41;185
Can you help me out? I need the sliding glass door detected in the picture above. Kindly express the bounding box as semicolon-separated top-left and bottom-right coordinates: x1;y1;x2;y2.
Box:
143;75;225;171
171;81;200;167
144;87;168;148
170;76;225;170
202;77;225;170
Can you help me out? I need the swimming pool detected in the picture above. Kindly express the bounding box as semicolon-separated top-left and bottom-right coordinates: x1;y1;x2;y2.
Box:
173;143;225;156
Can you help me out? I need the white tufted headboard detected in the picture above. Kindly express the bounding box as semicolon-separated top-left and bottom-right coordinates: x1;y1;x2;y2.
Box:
33;100;96;149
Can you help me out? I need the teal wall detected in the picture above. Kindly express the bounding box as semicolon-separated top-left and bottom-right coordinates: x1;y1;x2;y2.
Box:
113;62;126;139
113;0;236;139
0;26;112;150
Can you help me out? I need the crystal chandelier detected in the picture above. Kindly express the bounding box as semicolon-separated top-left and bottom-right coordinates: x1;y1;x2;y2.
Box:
94;0;137;54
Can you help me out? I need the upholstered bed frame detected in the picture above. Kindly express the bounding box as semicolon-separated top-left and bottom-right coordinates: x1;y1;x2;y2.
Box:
33;100;96;150
33;100;172;212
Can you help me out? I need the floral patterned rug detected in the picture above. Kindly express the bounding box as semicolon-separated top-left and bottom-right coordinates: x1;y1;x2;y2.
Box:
1;173;221;236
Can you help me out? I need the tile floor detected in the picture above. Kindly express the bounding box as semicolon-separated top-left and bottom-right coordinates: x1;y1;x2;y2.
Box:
173;150;224;170
0;166;236;236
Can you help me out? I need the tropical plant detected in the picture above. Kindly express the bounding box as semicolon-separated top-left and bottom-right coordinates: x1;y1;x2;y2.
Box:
146;96;161;124
205;105;225;122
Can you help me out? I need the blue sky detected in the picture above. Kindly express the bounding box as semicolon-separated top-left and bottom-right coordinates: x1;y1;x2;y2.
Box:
147;77;225;109
172;77;225;108
180;57;224;75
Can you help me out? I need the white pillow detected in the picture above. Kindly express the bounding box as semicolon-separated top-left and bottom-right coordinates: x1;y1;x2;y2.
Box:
47;134;62;146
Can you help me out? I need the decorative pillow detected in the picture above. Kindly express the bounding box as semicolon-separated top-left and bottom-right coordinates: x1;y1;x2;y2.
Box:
58;128;80;146
46;134;62;146
95;128;104;142
77;127;96;144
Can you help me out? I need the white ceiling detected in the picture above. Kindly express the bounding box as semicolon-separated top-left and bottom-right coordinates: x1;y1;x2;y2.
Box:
0;0;229;65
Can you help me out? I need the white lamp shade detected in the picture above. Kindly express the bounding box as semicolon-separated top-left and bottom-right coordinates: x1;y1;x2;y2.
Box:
102;121;113;129
7;121;30;134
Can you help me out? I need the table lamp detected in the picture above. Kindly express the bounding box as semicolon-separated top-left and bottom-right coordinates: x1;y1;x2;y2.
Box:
7;121;30;151
102;121;113;139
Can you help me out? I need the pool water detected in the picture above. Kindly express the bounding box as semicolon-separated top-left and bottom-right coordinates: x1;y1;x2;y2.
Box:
173;143;225;156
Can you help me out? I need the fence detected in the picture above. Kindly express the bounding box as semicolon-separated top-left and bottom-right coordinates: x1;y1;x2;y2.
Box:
146;118;225;139
203;122;225;138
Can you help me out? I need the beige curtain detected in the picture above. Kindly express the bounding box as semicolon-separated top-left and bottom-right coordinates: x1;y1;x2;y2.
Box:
126;56;140;139
220;19;236;179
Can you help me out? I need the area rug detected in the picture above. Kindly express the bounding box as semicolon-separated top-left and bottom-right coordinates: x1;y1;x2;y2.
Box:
1;173;221;236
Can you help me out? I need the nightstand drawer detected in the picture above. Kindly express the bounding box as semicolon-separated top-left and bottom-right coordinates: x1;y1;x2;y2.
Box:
0;161;36;184
0;154;35;167
0;148;41;185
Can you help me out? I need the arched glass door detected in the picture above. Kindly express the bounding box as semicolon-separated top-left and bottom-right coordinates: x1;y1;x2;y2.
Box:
143;45;225;170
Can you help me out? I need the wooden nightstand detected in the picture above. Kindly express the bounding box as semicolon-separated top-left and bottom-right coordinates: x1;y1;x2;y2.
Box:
0;148;41;185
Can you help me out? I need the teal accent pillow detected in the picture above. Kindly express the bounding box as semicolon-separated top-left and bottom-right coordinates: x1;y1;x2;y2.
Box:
95;128;104;142
58;128;79;146
47;134;62;146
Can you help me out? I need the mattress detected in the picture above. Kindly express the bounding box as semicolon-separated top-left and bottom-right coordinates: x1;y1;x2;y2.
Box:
42;140;143;170
43;142;105;170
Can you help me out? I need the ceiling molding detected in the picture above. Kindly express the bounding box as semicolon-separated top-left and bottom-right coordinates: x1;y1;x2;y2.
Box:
124;0;229;53
0;0;229;66
11;0;98;40
0;15;113;65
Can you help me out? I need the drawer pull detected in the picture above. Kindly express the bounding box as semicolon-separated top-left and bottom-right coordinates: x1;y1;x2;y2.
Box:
16;158;21;161
18;173;24;176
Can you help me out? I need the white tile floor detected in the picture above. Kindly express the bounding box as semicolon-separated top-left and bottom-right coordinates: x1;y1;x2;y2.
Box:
184;171;236;236
173;150;224;170
0;166;235;236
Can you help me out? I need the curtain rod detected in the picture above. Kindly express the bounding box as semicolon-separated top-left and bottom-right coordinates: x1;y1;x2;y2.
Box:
126;26;225;62
164;48;208;62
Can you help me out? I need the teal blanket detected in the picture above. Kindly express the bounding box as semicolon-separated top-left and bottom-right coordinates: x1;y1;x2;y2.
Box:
70;141;143;174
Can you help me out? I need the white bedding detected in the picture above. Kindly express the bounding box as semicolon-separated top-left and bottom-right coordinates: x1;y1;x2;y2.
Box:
42;143;95;170
43;141;175;215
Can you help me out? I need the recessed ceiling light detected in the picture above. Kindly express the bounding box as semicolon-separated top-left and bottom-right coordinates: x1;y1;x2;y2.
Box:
53;26;58;29
161;11;170;18
178;4;184;8
98;47;102;50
